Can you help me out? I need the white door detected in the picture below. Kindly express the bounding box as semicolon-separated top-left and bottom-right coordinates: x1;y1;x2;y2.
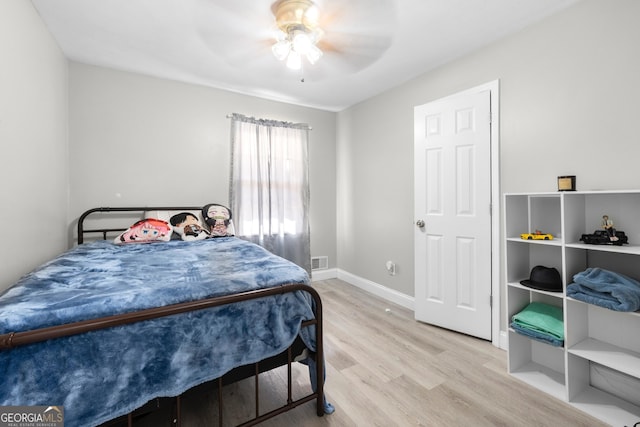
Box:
414;90;492;340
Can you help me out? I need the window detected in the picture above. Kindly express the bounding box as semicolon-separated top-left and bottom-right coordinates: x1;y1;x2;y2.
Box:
229;114;310;273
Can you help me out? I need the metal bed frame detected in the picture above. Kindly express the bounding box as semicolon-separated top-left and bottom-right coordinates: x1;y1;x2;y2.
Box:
0;206;325;427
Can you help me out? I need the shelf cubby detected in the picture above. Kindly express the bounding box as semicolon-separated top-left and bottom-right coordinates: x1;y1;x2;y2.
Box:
505;190;640;426
507;330;566;401
569;383;640;427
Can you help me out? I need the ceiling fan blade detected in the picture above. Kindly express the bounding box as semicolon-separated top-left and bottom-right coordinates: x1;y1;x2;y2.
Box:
319;31;392;56
310;0;396;72
193;0;278;61
316;0;396;33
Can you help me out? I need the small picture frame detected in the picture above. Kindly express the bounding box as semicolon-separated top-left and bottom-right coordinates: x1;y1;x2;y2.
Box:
557;175;576;191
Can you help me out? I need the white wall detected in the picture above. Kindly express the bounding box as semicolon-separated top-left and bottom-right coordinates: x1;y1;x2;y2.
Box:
0;1;68;291
5;0;638;329
336;0;640;321
68;63;337;265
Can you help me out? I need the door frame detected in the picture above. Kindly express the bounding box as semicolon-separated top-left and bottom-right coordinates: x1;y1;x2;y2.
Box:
417;80;501;348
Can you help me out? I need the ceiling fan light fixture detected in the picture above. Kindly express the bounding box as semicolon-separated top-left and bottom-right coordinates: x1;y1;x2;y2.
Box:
272;39;291;61
291;30;313;55
271;0;323;70
308;27;323;44
305;43;322;64
286;50;302;70
274;29;288;43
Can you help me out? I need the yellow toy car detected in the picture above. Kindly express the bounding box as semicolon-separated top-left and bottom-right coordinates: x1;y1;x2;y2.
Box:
521;230;553;240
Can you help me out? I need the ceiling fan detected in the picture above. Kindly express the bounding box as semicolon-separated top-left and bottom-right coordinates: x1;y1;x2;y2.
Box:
271;0;324;70
196;0;396;81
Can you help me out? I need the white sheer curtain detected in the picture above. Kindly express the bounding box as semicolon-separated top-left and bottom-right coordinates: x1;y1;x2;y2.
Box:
229;113;311;274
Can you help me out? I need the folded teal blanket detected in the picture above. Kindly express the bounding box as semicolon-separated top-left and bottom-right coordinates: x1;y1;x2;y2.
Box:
567;267;640;312
511;302;564;340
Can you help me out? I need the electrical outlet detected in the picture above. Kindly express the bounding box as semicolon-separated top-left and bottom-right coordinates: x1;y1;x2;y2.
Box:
385;261;396;276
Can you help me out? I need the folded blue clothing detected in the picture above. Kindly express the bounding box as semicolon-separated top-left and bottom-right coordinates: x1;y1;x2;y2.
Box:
511;322;564;347
567;267;640;312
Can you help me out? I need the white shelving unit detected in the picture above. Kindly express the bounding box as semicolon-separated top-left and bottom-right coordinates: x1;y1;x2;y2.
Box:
505;191;640;426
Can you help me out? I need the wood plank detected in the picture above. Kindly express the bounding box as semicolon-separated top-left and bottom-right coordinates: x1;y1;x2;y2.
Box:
131;279;607;427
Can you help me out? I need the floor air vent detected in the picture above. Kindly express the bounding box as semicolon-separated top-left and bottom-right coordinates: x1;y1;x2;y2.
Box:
311;256;328;270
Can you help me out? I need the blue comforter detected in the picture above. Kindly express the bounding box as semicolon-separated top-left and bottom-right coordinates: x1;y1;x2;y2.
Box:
0;238;315;427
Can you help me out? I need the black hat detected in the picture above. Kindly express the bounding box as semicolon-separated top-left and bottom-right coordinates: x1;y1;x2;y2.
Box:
520;266;563;292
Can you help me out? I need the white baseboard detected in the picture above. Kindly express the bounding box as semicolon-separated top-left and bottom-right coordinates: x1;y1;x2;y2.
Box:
499;330;508;351
336;269;414;311
311;268;338;282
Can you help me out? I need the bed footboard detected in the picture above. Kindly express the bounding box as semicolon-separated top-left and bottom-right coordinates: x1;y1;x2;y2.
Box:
1;284;325;426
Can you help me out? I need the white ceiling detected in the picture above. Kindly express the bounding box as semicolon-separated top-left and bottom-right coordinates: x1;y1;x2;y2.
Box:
31;0;579;112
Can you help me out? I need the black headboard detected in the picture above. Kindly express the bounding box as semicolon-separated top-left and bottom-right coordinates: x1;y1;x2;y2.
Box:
77;206;202;244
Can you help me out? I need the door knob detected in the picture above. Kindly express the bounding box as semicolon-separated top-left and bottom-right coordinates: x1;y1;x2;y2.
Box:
416;220;425;228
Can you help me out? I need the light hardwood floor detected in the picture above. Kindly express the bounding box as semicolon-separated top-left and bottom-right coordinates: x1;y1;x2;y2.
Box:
139;279;608;426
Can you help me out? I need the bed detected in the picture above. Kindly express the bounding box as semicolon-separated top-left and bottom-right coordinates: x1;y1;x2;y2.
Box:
0;206;327;427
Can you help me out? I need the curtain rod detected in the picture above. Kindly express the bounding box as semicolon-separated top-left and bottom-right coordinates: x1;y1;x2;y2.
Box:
226;113;312;131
